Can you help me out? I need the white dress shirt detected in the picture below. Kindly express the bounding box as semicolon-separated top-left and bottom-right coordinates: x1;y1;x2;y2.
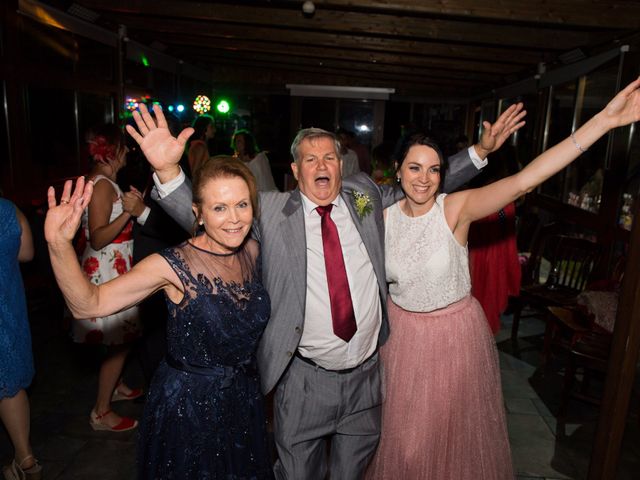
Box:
297;192;381;370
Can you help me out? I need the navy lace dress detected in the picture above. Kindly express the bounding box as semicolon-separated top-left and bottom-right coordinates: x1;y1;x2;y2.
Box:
0;199;34;399
137;240;272;479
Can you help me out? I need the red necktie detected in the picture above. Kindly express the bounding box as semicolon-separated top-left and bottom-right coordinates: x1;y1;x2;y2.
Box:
317;204;357;342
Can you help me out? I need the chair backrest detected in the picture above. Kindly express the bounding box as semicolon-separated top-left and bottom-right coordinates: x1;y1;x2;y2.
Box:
547;235;602;292
522;221;566;286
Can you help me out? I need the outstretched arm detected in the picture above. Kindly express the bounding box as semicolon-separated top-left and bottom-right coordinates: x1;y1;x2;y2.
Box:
446;77;640;242
45;178;181;319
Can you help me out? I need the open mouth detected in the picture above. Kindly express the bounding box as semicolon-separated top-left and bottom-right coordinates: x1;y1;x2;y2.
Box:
315;176;331;187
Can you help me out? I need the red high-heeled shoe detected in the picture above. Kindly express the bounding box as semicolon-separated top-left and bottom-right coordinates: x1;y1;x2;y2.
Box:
90;409;138;432
111;382;143;402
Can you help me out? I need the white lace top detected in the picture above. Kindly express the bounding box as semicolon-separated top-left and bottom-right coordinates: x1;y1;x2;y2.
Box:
385;193;471;312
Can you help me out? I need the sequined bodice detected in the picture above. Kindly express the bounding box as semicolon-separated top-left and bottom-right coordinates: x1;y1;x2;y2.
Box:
161;241;271;368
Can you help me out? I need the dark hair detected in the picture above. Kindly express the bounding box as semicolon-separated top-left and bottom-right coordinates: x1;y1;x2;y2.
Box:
394;132;448;191
231;130;259;157
192;156;259;231
190;115;214;143
86;124;125;166
290;127;342;162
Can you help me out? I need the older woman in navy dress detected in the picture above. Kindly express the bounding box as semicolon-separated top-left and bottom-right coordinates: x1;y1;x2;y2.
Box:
45;157;272;479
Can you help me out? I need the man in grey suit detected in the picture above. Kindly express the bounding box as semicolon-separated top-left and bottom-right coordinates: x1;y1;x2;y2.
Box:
126;103;524;479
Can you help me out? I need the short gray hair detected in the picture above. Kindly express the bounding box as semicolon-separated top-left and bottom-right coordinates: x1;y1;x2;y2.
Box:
290;128;342;163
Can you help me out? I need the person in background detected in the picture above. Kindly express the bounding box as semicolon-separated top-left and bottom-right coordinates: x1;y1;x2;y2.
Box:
1;198;41;480
468;147;522;334
187;114;215;176
336;128;361;178
365;77;640;479
232;129;278;191
75;124;142;433
341;128;372;174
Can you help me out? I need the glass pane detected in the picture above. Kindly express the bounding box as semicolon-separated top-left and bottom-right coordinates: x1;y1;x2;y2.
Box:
565;61;619;213
338;99;374;148
539;81;577;199
383;101;410;143
77;92;115;171
301;97;335;131
619;123;639;231
76;35;115;82
500;91;541;172
19;16;74;72
25;86;77;180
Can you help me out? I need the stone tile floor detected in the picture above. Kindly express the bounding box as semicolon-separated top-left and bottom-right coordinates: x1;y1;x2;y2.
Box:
2;293;639;479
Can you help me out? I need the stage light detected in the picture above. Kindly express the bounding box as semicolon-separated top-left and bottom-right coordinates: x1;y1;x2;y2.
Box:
176;104;185;113
125;97;139;111
167;105;174;112
216;99;230;114
193;95;211;114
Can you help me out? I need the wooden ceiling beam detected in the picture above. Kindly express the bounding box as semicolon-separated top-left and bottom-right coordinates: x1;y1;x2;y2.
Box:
206;63;476;98
82;0;607;50
119;15;548;66
308;0;640;29
184;49;497;88
153;33;525;76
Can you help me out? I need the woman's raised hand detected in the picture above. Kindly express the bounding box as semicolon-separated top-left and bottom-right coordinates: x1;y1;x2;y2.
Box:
45;177;93;247
475;102;526;158
125;104;194;176
601;77;640;130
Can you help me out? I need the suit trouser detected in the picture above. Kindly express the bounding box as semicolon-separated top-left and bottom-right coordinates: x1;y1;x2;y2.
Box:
273;353;382;480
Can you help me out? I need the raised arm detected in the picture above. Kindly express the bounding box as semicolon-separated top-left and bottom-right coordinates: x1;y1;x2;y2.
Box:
442;102;526;192
126;104;193;183
446;77;640;242
45;178;182;319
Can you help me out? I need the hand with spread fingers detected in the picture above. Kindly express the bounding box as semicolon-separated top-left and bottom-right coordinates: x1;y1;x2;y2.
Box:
44;177;93;248
475;102;527;158
125;104;193;182
601;76;640;128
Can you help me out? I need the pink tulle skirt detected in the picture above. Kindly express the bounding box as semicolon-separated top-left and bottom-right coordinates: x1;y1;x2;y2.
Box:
366;295;514;479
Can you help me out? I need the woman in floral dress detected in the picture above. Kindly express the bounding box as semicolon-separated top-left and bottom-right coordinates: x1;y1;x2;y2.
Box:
73;124;142;432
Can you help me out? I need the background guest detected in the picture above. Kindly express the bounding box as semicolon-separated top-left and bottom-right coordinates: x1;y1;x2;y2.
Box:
75;124;141;432
187;114;215;177
0;198;41;480
232;129;278;191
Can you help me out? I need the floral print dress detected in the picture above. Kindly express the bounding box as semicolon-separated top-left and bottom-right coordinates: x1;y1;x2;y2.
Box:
72;175;141;345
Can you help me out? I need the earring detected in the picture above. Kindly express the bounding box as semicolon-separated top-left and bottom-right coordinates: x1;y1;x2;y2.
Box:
396;176;401;184
198;220;204;226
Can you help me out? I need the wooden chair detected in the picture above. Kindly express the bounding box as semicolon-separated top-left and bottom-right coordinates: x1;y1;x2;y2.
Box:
510;233;602;343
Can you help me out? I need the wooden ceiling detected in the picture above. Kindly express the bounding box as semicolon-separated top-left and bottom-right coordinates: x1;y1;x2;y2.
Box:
53;0;640;99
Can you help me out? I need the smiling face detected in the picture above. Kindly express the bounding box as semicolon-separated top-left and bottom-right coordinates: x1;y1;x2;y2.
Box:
291;136;343;206
397;145;442;215
192;175;253;254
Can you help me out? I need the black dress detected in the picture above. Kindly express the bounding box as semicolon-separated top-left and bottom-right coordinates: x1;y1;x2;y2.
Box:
137;240;272;479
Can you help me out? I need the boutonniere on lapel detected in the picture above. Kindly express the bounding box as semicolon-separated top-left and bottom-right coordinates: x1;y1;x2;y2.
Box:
351;190;373;220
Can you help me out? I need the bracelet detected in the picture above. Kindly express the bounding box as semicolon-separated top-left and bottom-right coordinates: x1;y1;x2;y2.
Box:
571;132;588;153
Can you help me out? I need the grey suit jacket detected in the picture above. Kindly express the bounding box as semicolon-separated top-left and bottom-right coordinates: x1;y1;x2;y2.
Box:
155;148;479;394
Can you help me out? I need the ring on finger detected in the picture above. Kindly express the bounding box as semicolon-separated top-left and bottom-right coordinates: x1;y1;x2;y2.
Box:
61;200;69;204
